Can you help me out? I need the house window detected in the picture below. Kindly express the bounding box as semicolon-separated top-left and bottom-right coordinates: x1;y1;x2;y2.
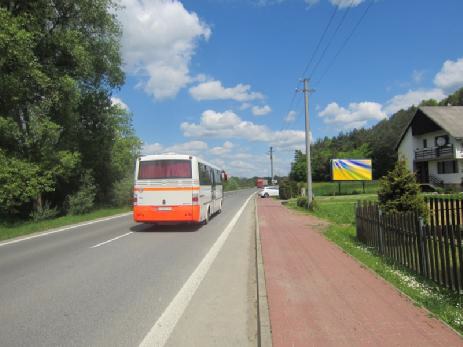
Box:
437;160;458;174
423;139;427;148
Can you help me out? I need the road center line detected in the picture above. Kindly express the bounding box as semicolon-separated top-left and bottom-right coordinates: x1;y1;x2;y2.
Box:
0;212;132;248
138;193;255;347
90;232;133;249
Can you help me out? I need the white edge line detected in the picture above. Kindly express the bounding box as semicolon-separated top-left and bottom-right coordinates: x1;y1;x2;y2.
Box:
90;232;133;248
0;212;132;248
139;193;255;347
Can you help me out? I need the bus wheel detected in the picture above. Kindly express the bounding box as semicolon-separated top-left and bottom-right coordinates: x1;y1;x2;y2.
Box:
217;201;222;214
203;207;210;225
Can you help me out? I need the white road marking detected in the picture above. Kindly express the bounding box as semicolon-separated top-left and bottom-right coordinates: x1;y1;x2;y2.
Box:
90;232;133;248
138;193;255;347
0;212;132;248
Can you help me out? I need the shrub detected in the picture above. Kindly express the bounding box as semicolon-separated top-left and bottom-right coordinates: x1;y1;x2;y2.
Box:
378;159;427;217
296;196;308;208
111;176;133;207
67;172;96;215
30;201;59;221
279;179;299;200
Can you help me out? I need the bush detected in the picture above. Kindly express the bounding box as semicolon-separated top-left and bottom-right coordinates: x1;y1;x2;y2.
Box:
67;172;96;215
296;196;308;208
30;201;59;221
378;159;427;217
279;179;299;200
111;176;133;207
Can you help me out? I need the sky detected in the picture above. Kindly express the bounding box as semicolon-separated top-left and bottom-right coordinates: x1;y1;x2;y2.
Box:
112;0;463;178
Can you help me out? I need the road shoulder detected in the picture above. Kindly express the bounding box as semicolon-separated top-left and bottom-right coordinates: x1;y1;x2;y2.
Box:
165;197;258;346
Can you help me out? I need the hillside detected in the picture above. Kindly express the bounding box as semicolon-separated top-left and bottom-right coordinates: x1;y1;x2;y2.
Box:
292;88;463;181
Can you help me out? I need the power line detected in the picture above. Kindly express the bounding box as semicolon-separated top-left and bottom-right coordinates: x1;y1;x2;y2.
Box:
277;5;339;135
314;0;374;87
308;0;355;79
301;5;339;78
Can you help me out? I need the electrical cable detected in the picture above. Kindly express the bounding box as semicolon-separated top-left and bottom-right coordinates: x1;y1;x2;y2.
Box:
314;0;374;87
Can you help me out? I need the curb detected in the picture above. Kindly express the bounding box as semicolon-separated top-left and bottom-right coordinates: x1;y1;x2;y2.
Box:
255;197;272;347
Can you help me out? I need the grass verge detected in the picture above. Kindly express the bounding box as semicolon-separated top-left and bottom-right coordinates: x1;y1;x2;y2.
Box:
286;195;463;335
0;206;131;242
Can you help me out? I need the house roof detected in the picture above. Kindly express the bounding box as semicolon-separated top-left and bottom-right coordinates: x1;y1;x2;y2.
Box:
395;106;463;150
419;106;463;138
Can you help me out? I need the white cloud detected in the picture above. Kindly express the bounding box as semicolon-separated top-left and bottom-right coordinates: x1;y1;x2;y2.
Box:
251;105;272;116
189;80;264;102
142;140;208;156
118;0;211;100
240;102;253;110
434;57;463;92
383;89;446;115
111;97;129;111
181;109;305;150
329;0;364;8
319;101;386;128
284;110;297;123
142;142;164;154
210;141;234;155
412;69;425;84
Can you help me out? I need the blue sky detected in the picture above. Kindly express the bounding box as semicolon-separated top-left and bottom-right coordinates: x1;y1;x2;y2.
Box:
113;0;463;177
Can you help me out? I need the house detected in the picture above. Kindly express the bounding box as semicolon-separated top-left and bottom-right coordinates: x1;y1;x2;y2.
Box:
397;106;463;189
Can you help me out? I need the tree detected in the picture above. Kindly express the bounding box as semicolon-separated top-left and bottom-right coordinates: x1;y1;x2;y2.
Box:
377;158;427;217
289;150;306;182
0;1;138;218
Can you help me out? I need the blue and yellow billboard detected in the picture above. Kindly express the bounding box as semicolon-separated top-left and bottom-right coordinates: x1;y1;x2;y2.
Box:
331;159;372;181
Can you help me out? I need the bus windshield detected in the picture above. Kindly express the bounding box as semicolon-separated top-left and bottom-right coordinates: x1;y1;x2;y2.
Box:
138;160;192;179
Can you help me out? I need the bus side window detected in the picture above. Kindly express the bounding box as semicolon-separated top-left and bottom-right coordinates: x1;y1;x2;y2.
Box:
208;166;215;186
215;169;222;184
199;163;212;185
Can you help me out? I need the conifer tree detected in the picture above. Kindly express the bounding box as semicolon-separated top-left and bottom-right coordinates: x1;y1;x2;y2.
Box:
378;158;427;217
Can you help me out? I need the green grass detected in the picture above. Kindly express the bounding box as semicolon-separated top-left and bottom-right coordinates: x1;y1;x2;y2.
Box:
0;206;131;242
286;195;463;335
312;181;379;196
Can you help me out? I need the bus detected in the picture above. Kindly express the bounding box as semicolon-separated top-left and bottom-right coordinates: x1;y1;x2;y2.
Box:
133;154;226;224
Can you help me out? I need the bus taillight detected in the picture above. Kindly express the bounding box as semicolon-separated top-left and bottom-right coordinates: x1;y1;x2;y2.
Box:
192;193;199;205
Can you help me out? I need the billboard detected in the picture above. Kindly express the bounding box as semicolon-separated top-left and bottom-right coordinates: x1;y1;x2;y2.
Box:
331;159;372;181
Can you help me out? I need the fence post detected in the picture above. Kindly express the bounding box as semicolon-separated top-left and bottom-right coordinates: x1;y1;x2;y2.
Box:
417;216;427;277
378;208;384;255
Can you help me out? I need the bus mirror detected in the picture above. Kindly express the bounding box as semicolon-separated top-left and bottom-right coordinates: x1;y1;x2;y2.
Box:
222;171;228;181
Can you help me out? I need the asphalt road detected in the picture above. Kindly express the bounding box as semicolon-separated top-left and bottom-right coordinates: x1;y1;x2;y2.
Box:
0;188;257;347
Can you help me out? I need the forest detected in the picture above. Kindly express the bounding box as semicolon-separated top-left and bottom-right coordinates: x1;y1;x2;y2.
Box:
289;88;463;182
0;1;141;221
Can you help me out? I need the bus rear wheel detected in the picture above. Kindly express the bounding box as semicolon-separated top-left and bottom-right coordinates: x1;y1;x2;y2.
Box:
203;207;211;225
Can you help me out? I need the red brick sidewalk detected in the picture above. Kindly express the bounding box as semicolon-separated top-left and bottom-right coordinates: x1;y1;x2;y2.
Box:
257;198;463;347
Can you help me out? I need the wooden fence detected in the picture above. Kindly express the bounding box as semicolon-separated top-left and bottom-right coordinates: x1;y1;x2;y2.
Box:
356;199;463;294
426;196;463;226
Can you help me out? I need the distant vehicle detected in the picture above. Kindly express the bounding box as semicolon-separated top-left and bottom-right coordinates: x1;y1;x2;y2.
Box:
133;154;227;224
259;186;279;198
256;178;268;188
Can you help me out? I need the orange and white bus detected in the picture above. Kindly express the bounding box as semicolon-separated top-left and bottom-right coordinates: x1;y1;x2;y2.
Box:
133;154;226;224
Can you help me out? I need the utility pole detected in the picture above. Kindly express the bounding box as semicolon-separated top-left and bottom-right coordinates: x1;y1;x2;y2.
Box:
302;79;313;205
269;146;274;184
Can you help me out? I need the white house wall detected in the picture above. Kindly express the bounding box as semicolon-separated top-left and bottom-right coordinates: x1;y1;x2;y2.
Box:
397;127;416;172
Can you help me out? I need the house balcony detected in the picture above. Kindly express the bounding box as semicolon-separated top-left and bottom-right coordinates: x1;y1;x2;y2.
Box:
414;144;455;162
